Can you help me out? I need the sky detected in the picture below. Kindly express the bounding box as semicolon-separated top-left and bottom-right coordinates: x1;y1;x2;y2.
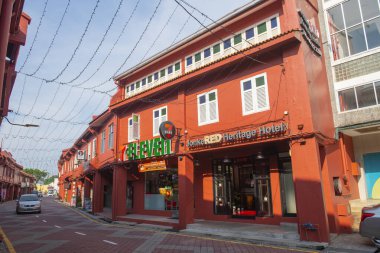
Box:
0;0;251;176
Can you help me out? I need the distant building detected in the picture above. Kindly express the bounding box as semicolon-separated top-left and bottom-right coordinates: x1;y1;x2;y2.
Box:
318;0;380;201
0;150;35;201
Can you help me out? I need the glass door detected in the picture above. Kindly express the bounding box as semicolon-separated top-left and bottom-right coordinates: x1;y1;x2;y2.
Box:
213;161;233;215
255;159;272;217
280;158;297;216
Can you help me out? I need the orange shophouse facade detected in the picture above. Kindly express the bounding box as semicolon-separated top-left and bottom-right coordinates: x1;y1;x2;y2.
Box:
58;0;361;243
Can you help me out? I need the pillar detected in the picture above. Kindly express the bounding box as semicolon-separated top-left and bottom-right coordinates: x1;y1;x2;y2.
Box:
291;137;330;242
112;166;127;220
92;171;103;213
178;156;194;229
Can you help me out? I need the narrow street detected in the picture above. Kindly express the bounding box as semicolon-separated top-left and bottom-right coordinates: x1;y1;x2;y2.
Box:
0;198;311;253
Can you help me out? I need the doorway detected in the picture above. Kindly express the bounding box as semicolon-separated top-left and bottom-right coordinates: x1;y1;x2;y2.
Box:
363;152;380;199
212;157;272;217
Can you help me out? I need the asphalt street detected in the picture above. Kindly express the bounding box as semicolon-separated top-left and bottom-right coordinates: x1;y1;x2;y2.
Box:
0;198;315;253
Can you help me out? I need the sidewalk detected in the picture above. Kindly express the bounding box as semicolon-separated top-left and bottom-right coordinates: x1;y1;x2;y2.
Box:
58;201;379;252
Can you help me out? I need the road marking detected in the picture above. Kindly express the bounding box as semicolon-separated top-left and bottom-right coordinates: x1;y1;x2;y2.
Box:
42;220;47;223
0;226;16;253
54;225;61;228
103;240;117;245
75;232;86;236
35;215;39;218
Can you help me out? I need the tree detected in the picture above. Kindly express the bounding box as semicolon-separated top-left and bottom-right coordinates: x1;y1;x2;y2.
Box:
44;175;58;185
23;168;48;184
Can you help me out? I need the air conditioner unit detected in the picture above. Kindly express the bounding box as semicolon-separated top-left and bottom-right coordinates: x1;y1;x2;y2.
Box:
77;150;85;160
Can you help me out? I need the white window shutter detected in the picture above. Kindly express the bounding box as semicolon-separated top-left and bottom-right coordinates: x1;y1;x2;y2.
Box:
132;121;139;140
199;103;207;124
243;89;253;113
153;116;160;136
209;100;217;121
256;85;267;110
128;123;132;141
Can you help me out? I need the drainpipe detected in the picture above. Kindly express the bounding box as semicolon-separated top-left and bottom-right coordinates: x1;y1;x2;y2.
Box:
0;0;14;108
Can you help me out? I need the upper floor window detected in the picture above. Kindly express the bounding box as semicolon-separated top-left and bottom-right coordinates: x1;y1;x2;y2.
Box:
327;0;380;60
204;48;211;58
223;39;231;49
246;28;254;40
153;106;167;136
108;123;114;149
197;90;219;126
234;34;242;45
92;138;97;158
186;56;193;66
271;17;278;29
241;73;270;115
338;80;380;111
128;114;140;142
101;130;106;153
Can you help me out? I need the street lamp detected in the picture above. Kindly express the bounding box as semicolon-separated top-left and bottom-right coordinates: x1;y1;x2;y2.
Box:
3;116;39;127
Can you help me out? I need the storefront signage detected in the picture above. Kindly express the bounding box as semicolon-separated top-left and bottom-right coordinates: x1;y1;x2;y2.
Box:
187;123;288;148
139;160;166;173
298;10;321;56
159;121;176;140
124;137;172;160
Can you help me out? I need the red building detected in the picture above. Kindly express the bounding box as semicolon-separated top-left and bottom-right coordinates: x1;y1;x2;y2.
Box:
58;0;360;243
0;150;35;202
0;0;31;125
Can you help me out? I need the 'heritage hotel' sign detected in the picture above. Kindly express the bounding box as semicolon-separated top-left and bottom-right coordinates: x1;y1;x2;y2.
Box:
187;123;288;148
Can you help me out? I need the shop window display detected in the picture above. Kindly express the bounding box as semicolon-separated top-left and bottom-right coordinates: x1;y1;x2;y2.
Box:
145;168;178;211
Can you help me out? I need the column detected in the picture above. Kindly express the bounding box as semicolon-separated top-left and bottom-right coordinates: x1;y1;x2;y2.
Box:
291;137;330;242
92;171;103;213
178;156;194;229
112;166;127;220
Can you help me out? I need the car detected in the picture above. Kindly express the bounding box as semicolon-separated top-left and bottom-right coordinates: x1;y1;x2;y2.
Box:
38;191;43;198
31;190;39;196
16;194;41;214
47;190;55;197
360;204;380;249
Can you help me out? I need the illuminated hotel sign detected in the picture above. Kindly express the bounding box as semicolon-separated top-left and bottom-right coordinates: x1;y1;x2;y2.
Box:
187;123;288;148
123;137;171;160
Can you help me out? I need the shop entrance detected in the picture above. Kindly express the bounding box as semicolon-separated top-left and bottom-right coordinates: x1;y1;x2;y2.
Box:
364;152;380;199
213;157;272;218
144;168;179;215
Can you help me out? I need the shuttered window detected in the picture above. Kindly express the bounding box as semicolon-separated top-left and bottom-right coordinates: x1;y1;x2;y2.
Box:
241;73;270;115
153;106;168;136
128;114;140;142
197;90;219;126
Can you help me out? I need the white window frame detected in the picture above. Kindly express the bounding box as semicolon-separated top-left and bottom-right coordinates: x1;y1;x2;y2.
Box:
128;115;140;142
92;138;97;158
108;123;114;149
240;72;270;116
197;89;219;126
153;106;168;136
101;130;106;153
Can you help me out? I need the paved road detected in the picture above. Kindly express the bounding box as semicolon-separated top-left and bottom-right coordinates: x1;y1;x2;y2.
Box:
0;198;312;253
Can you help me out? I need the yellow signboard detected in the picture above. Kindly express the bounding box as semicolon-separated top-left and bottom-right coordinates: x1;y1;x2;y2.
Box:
138;160;166;173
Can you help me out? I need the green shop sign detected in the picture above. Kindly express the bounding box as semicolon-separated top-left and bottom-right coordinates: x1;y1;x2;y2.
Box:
125;137;172;160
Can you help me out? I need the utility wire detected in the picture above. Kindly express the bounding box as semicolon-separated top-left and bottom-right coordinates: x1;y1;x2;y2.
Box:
18;0;50;72
46;0;101;82
27;0;72;76
140;4;179;61
60;0;125;84
69;0;142;88
173;0;267;65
